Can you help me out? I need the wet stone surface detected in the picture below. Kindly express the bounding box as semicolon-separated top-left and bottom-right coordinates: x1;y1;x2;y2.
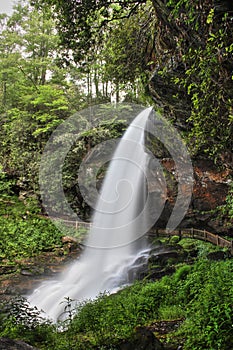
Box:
0;247;81;302
0;337;39;350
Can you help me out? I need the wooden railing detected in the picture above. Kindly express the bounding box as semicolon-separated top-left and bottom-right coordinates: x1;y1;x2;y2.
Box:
57;219;92;230
56;219;233;255
148;228;233;255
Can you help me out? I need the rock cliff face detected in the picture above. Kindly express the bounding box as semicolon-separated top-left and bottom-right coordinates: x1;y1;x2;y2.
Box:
147;74;233;235
157;158;232;235
145;106;232;235
146;66;233;234
147;150;232;235
149;64;191;130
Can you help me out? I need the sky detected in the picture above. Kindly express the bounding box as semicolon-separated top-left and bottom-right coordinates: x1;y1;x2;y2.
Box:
0;0;15;15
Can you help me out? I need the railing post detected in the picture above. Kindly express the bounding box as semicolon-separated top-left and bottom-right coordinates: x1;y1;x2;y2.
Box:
75;221;78;230
204;229;206;241
191;227;194;238
179;229;182;240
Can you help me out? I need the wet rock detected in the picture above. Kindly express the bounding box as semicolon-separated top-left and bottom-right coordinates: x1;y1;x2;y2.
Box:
207;251;227;260
146;266;176;280
62;235;79;252
20;270;33;277
20;266;45;276
0;251;80;302
148;319;184;335
187;249;198;258
149;245;187;266
128;263;148;282
0;338;38;349
118;327;164;350
128;244;187;282
148;154;233;235
0;265;17;275
149;251;179;265
61;236;78;244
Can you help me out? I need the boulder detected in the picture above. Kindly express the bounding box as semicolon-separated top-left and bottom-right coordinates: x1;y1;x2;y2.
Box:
0;265;17;275
61;236;78;244
207;251;227;260
149;245;187;265
0;338;38;350
61;236;79;252
118;327;164;350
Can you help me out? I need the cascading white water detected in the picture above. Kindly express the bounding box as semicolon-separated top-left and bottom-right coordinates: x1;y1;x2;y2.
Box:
28;107;153;321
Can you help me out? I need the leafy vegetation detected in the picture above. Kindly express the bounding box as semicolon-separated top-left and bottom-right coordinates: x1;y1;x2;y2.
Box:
0;1;232;349
0;2;149;216
224;182;233;219
30;0;233;158
0;254;232;349
30;0;148;64
150;0;233;159
20;0;233;215
0;196;63;261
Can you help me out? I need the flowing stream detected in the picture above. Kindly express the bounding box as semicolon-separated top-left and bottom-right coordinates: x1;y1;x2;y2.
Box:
28;107;153;321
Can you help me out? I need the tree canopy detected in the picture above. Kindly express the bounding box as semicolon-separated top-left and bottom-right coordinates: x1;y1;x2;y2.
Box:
30;0;147;63
0;0;232;218
149;0;233;159
0;4;232;347
31;0;233;159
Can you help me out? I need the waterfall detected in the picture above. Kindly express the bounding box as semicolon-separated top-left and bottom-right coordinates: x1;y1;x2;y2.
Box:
28;107;153;321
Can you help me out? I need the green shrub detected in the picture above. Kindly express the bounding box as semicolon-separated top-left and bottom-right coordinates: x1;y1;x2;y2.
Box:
0;196;64;260
0;171;16;198
178;260;233;349
170;235;180;244
0;297;55;346
158;304;184;320
70;281;166;346
174;264;192;282
0;216;63;261
0;225;232;350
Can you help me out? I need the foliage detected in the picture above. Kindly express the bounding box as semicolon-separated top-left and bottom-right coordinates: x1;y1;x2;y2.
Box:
0;2;150;204
101;5;154;92
1;84;70;185
69;259;233;349
0;197;63;261
151;0;233;159
0;166;16;198
29;0;233;159
224;181;233;218
30;0;147;63
1;257;232;349
0;3;59;112
177;260;233;349
0;216;63;260
0;3;91;199
0;297;55;346
28;0;154;104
